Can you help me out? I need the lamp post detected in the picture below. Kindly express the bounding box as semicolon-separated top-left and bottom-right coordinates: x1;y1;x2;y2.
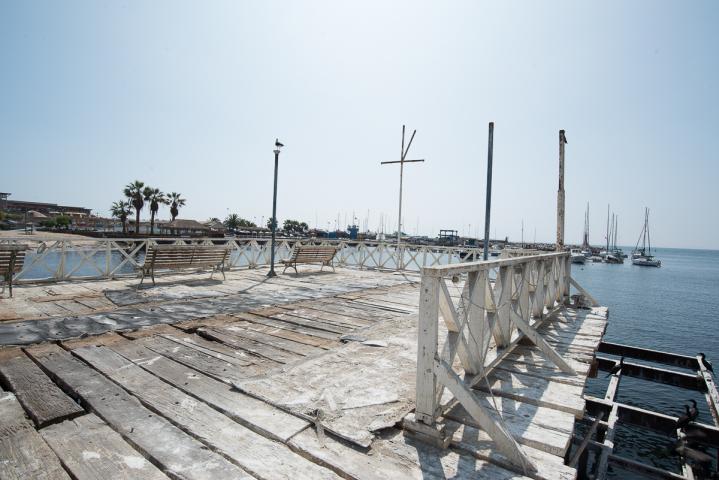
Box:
267;139;283;277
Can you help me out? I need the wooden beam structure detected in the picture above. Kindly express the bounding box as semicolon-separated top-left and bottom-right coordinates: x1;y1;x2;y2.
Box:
572;342;719;479
410;251;587;473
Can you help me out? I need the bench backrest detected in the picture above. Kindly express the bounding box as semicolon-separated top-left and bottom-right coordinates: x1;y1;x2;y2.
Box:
0;246;28;274
288;245;337;263
146;244;230;269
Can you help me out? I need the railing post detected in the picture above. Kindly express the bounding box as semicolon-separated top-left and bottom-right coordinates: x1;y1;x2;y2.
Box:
416;273;440;425
57;241;66;281
495;265;513;347
105;240;111;278
564;254;572;304
533;260;546;318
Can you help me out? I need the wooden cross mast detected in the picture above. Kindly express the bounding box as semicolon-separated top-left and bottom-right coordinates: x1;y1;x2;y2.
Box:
381;125;424;268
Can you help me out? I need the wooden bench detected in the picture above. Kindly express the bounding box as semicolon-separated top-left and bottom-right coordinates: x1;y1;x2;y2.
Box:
1;245;28;298
139;244;231;286
281;245;337;274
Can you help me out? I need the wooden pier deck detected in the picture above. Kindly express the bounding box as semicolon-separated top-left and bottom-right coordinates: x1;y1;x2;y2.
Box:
0;266;607;480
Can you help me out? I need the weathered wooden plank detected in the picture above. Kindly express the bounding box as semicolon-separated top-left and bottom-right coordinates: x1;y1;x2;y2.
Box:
112;341;309;442
477;368;586;418
433;360;536;472
235;311;339;340
221;323;321;356
277;305;372;329
0;392;71;480
41;414;169;480
25;344;250;480
265;310;351;334
379;429;533;479
494;358;586;387
504;346;590;374
233;312;337;346
73;345;339;480
446;419;576;480
199;327;303;364
235;315;420;448
139;335;264;384
444;396;575;456
289;427;418;479
0;348;84;427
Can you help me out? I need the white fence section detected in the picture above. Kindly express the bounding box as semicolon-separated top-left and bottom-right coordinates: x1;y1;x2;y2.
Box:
411;252;597;474
0;237;492;283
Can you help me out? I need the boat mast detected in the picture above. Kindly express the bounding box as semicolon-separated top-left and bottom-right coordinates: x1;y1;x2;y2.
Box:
646;208;652;255
606;205;610;254
614;215;619;250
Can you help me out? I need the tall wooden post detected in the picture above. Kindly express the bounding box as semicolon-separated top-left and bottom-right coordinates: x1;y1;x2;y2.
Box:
556;130;567;251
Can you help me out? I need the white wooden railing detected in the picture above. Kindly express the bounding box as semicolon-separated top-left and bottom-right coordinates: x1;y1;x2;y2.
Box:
410;251;597;474
0;237;494;283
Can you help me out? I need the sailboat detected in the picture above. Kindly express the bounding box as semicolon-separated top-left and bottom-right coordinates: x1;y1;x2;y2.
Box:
632;208;661;267
601;206;622;264
611;215;627;259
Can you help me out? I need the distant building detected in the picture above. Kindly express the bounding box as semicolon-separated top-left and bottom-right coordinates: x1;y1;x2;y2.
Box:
1;194;91;217
160;219;211;236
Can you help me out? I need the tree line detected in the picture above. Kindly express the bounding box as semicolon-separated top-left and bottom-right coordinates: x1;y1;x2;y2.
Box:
110;180;186;235
223;214;308;234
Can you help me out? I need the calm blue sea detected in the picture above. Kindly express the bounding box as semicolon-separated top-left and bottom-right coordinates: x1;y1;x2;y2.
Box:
572;247;719;477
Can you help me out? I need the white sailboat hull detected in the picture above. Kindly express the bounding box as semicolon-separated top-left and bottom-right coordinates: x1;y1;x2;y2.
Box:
632;256;661;267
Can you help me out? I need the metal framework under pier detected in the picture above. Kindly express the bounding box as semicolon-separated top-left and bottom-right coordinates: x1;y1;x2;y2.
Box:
572;341;719;479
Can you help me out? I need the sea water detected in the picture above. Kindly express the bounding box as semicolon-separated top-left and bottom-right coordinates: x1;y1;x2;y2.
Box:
572;247;719;476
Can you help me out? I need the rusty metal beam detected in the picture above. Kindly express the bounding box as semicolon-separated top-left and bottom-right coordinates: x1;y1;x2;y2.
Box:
585;395;719;444
598;342;698;369
595;356;703;391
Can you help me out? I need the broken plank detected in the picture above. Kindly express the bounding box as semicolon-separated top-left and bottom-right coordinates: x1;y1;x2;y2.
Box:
73;345;339;480
138;335;263;384
0;348;84;427
112;341;309;442
233;312;338;346
41;414;169;480
0;392;71;480
236;311;339;341
25;344;250;480
221;322;321;356
199;327;303;364
264;310;351;334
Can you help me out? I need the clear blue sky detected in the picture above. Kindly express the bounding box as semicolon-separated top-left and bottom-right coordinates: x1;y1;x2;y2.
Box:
2;1;717;249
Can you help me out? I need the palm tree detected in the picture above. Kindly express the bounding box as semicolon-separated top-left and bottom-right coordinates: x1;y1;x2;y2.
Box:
143;187;166;235
110;201;133;234
224;213;241;231
167;192;186;222
124;180;145;235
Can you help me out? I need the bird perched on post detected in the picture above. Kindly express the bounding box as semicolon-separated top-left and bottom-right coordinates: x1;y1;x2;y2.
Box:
605;356;624;377
699;352;713;373
676;400;699;430
688;399;699;422
677;404;693;430
275;138;284;148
